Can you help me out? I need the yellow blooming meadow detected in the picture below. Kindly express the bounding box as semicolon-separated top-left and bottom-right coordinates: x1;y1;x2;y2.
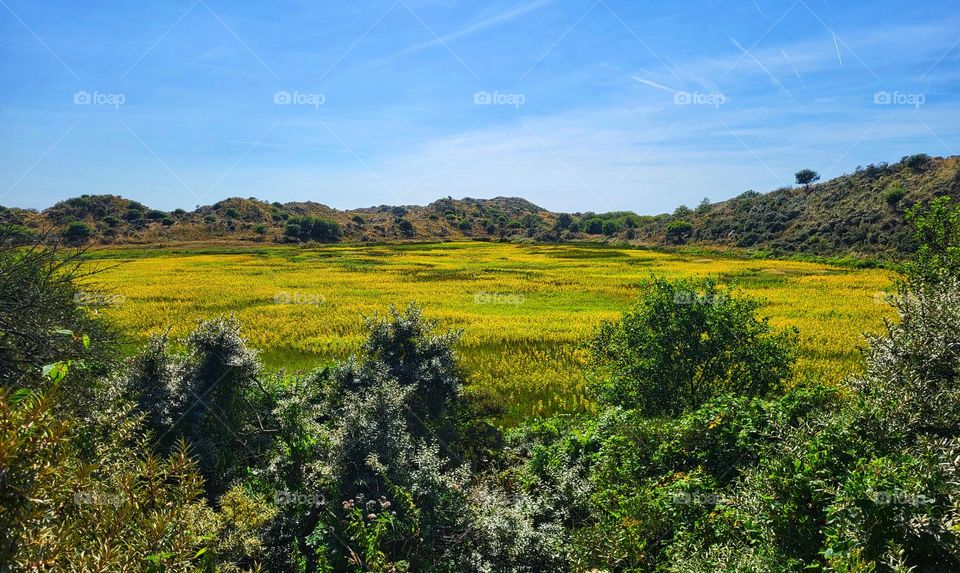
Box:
83;242;896;422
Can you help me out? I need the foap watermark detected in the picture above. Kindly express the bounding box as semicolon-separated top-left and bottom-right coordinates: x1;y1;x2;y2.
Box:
673;291;730;305
273;291;326;305
74;90;125;108
671;492;729;506
74;490;123;508
274;490;326;507
273;90;326;108
74;291;125;307
872;491;935;506
873;91;924;109
473;291;526;306
673;90;726;108
473;90;525;108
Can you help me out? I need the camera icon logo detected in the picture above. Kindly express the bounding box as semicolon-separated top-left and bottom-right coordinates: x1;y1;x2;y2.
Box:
74;91;91;105
273;91;292;105
873;91;891;105
673;91;692;105
473;91;492;105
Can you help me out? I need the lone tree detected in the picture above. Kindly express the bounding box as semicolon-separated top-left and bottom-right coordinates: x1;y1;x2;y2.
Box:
795;168;821;188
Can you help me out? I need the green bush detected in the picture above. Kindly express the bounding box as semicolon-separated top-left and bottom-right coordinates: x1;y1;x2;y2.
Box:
884;183;907;206
0;232;118;394
586;277;797;415
62;221;93;244
285;216;342;242
906;196;960;285
666;220;693;243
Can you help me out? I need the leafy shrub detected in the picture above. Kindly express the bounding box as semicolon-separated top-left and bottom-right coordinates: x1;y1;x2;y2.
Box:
586;277;797;415
903;153;931;171
906;196;960;285
125;317;275;498
62;221;93;244
884;183;907;206
673;205;693;218
0;388;217;570
398;217;415;235
285;216;342;242
0;232;118;394
666;220;693;243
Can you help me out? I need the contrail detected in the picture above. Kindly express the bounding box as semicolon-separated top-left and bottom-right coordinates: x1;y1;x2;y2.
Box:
780;49;806;89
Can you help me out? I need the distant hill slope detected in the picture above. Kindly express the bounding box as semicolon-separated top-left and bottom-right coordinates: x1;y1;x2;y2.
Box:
1;154;956;260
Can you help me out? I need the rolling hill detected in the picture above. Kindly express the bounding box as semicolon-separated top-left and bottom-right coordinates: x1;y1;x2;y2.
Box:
2;153;957;260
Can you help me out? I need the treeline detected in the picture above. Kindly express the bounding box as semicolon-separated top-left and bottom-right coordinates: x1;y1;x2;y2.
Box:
2;198;960;570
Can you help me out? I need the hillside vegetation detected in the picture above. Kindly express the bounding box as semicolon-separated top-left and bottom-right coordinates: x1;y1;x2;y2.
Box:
2;154;956;259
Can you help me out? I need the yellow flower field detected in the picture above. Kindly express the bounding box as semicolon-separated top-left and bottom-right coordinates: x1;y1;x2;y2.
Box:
83;242;897;422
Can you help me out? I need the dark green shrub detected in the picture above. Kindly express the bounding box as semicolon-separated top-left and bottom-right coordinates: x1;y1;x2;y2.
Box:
666;220;693;243
903;153;931;171
395;217;414;236
586;277;797;415
62;221;93;244
884;183;907;206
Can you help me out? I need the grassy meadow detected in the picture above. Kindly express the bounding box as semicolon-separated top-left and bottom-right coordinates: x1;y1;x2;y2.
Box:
83;241;896;422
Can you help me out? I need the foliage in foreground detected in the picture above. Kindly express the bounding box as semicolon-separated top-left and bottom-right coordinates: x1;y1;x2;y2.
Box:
527;275;960;571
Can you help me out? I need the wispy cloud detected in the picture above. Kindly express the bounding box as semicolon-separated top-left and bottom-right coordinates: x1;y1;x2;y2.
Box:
382;0;554;61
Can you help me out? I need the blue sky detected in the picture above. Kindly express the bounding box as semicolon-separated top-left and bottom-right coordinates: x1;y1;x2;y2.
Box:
1;0;958;214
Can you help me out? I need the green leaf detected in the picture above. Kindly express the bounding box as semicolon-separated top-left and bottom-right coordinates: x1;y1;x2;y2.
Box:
9;388;30;403
82;334;90;349
42;361;69;383
52;328;74;336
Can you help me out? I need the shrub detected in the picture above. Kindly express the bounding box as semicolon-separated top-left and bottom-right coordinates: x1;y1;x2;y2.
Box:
884;183;907;206
586;277;797;415
62;221;93;244
554;213;573;230
0;389;216;570
397;217;415;236
666;220;693;243
0;232;118;394
125;316;274;498
285;216;342;242
905;196;960;285
902;153;931;171
283;223;301;240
